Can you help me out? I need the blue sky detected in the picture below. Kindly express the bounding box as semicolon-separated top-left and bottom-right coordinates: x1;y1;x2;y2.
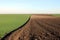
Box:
0;0;60;13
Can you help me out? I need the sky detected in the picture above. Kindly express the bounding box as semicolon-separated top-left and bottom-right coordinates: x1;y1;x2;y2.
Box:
0;0;60;14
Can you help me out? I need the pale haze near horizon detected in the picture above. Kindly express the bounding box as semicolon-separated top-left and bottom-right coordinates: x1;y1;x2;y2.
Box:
0;0;60;14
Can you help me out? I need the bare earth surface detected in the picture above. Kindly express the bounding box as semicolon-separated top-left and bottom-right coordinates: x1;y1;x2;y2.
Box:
1;15;60;40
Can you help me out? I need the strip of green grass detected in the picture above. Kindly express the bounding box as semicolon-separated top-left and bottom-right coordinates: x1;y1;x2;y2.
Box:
52;14;60;17
0;14;31;38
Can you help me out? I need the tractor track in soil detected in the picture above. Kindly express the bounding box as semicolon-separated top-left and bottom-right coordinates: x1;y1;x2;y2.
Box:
1;14;60;40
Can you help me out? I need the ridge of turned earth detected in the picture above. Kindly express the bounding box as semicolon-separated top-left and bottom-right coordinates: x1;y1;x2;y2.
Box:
1;15;60;40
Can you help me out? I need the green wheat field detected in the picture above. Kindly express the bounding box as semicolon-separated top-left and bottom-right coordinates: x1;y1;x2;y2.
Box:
0;14;31;38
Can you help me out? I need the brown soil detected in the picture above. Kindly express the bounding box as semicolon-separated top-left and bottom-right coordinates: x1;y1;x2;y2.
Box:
1;14;60;40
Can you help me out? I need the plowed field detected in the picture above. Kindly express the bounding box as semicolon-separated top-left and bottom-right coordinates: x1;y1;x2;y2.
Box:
1;15;60;40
